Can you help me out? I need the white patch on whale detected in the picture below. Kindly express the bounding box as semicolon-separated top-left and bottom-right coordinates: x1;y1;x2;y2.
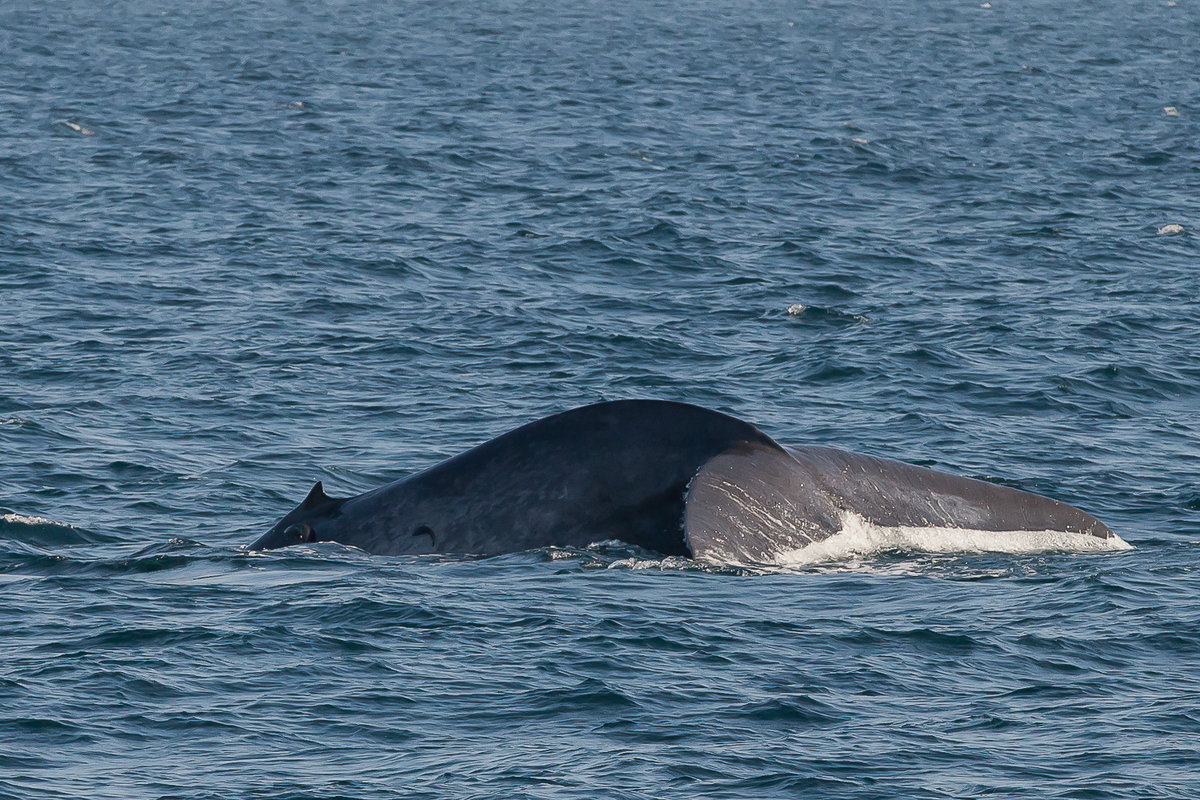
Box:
699;510;1132;567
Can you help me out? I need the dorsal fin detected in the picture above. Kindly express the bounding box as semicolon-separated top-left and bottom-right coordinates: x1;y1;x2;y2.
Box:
300;481;331;509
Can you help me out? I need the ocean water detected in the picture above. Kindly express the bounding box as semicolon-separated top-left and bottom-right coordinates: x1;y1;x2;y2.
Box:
3;0;1200;797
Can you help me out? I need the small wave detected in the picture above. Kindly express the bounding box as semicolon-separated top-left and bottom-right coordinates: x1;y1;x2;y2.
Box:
784;303;868;324
61;120;95;135
766;511;1132;568
606;555;703;572
539;542;743;574
1;512;68;528
0;512;112;546
737;696;847;725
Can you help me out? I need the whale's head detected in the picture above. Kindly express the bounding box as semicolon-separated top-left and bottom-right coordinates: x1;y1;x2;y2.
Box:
249;481;342;551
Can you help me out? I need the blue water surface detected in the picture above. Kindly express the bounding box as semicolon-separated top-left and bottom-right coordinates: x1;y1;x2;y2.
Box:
2;0;1199;797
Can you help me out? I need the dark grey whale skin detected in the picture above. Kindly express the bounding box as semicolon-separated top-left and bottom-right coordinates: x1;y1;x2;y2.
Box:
249;400;1116;562
251;401;779;556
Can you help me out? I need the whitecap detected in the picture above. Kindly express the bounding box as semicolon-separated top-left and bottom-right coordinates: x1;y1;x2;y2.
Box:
62;120;95;135
1;512;75;529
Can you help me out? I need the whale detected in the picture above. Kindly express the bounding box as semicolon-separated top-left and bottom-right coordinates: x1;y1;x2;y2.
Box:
248;400;1117;564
